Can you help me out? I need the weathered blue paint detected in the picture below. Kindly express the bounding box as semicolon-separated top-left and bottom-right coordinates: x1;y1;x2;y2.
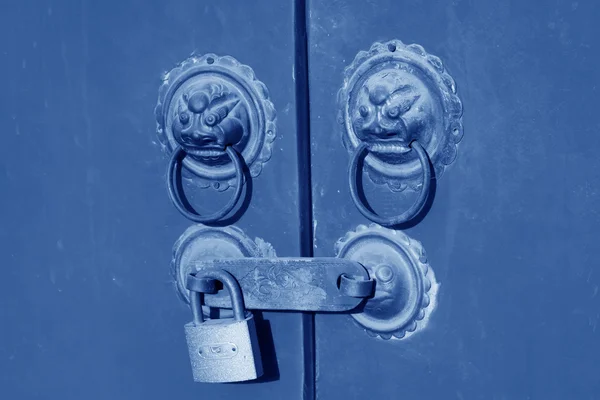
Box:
308;0;600;398
0;0;310;398
2;0;600;398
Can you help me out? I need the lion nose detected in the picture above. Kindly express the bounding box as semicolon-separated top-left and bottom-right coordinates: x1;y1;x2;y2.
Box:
361;117;408;141
180;130;219;146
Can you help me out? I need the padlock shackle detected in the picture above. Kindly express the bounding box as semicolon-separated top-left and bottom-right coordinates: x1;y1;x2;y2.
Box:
187;269;246;323
189;291;204;325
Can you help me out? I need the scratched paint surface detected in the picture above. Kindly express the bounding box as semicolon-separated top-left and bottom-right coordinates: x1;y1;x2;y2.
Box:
0;1;308;399
308;0;600;399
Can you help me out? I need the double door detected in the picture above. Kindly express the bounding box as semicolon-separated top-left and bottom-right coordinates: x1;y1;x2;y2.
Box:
2;0;599;399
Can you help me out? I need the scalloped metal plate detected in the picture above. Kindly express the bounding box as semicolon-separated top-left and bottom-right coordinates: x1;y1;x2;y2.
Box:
156;54;276;191
335;224;439;340
338;39;463;192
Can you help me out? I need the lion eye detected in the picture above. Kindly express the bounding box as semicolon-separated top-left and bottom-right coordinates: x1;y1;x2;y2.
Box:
359;106;369;117
179;112;190;124
204;113;218;127
387;106;400;119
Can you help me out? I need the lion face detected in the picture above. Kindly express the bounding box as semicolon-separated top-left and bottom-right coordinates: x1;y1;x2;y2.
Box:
351;69;435;154
171;83;249;158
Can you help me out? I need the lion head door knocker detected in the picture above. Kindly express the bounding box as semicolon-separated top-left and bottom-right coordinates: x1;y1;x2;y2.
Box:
156;54;276;223
339;40;463;227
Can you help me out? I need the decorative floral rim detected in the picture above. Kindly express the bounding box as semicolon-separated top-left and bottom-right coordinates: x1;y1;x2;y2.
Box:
335;224;438;340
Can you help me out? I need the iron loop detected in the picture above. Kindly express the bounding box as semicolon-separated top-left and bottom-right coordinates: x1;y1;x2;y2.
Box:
348;141;432;227
338;274;376;298
166;146;244;223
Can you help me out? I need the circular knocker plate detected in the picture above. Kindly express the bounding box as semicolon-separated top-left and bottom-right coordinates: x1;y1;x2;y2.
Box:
155;54;276;222
336;224;439;340
339;40;463;224
156;54;276;190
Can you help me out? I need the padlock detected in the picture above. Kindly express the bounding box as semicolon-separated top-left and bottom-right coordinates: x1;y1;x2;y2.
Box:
184;269;263;383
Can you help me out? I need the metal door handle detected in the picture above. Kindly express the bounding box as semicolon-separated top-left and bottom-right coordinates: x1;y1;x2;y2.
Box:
166;146;244;223
349;141;432;226
338;39;464;227
155;54;277;224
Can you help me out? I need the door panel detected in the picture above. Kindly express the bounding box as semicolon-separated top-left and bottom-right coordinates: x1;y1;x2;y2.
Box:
308;0;600;398
0;1;309;398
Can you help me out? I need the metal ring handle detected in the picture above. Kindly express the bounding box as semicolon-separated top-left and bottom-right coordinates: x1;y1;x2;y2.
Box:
348;141;432;227
167;146;244;223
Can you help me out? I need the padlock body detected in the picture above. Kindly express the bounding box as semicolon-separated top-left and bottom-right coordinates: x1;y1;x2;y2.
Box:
184;312;263;383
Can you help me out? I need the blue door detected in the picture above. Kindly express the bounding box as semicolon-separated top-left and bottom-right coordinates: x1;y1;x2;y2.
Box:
2;0;600;399
0;1;310;398
307;0;600;399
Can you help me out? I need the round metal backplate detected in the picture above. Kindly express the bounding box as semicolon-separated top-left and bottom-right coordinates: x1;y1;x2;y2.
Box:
338;39;463;191
335;224;439;340
172;224;276;304
156;54;276;191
